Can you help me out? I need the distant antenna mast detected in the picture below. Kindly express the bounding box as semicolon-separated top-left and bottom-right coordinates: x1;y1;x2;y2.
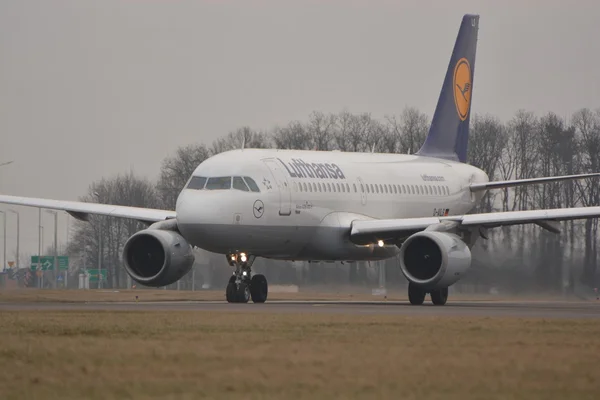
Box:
241;136;246;150
371;143;375;153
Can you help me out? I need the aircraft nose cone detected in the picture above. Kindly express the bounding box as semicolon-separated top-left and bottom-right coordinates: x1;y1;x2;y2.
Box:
176;191;198;224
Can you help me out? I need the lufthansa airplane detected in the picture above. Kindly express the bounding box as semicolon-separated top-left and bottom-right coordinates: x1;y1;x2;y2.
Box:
2;14;600;305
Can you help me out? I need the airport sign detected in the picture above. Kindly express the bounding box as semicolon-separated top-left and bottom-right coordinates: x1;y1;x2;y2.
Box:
30;256;69;271
86;269;107;282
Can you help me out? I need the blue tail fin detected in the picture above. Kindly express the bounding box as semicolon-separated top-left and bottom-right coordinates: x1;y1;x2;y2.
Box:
417;14;479;163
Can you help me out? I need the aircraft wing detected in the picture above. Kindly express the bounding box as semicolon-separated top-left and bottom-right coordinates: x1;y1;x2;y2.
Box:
0;194;176;224
350;206;600;244
469;172;600;192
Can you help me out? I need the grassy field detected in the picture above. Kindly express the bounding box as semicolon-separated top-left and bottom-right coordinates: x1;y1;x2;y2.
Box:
0;288;581;303
0;311;599;399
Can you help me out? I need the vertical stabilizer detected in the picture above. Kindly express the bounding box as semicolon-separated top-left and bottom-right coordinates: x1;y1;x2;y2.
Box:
417;14;479;163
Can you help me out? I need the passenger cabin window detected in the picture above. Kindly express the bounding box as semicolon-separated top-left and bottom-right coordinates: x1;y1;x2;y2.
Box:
205;177;232;190
233;176;249;191
187;176;207;190
243;177;261;192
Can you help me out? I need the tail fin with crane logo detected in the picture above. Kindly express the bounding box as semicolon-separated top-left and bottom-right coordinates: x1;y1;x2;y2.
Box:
417;14;479;163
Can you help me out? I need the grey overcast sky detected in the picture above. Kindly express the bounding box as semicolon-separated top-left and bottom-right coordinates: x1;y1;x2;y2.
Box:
0;0;599;263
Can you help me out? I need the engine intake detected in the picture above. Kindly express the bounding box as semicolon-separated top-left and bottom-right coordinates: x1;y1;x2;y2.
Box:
399;231;471;289
123;229;195;287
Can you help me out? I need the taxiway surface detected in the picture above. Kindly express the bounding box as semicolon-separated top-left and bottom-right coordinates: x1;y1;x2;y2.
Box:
1;300;599;318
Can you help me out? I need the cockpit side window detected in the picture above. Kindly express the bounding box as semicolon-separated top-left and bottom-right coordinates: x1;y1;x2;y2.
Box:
243;177;261;193
187;176;207;190
233;176;250;191
205;177;232;190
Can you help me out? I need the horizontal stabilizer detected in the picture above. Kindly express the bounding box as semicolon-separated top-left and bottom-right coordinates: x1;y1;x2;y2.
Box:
469;172;600;192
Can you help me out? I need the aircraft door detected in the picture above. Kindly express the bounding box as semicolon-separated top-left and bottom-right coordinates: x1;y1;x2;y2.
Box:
357;177;367;205
263;159;292;216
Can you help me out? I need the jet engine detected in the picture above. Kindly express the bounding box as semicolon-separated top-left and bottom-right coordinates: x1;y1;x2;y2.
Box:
123;229;195;287
399;231;471;290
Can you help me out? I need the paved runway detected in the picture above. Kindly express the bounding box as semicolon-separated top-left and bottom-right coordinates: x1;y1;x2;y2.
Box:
1;300;599;318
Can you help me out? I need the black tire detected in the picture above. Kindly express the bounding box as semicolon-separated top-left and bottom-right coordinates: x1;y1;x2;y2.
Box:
226;275;237;303
226;276;237;303
250;274;268;303
408;282;426;305
430;287;448;306
235;282;251;303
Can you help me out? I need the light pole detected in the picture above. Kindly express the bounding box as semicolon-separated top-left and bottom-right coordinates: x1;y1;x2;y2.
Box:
39;225;44;288
8;210;19;269
0;211;5;271
93;191;103;289
45;210;58;288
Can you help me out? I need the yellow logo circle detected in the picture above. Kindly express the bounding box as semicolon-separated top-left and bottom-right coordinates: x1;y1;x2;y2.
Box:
453;58;471;121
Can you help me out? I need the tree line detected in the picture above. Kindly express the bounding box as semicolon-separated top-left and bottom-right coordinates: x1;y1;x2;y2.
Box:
65;107;600;293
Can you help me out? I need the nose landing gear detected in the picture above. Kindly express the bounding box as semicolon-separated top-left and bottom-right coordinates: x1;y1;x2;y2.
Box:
225;253;268;304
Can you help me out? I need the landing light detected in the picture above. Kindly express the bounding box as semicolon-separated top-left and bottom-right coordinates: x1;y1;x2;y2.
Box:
230;255;236;261
242;271;248;276
240;253;247;263
377;240;384;247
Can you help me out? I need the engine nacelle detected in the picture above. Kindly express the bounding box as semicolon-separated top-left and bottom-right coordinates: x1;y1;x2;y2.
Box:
399;231;471;290
123;229;195;287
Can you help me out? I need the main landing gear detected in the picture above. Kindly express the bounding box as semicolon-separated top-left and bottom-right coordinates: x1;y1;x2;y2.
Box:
225;253;268;304
408;282;448;306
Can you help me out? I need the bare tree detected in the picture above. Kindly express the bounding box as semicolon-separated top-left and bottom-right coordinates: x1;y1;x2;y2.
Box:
573;108;600;285
333;110;354;151
272;121;312;150
468;114;507;212
307;111;336;151
386;107;429;154
68;172;159;288
156;144;211;209
211;126;270;155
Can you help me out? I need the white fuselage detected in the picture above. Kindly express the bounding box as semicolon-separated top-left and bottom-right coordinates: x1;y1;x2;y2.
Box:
175;149;489;261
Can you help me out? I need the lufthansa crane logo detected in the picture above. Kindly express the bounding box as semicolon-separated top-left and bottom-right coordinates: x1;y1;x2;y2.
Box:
453;57;472;121
253;200;264;219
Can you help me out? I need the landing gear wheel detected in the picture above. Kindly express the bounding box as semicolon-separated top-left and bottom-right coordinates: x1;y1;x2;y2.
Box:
408;283;426;305
226;276;236;303
250;274;268;303
235;282;251;303
430;288;448;306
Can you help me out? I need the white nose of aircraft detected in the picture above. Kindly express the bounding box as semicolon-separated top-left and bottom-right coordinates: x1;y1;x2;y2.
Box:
176;189;231;226
175;186;256;254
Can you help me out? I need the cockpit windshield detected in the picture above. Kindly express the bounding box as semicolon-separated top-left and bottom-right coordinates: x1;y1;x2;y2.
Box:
243;177;260;192
187;176;207;190
186;176;260;192
232;176;249;191
205;177;232;190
